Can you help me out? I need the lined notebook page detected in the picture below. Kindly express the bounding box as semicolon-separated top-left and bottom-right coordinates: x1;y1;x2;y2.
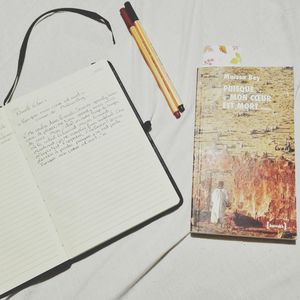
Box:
0;110;67;295
7;60;180;258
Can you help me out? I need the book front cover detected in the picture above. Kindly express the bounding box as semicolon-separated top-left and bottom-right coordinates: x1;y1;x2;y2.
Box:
191;67;296;240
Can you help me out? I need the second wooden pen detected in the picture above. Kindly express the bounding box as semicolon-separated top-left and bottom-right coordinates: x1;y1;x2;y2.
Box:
120;8;180;119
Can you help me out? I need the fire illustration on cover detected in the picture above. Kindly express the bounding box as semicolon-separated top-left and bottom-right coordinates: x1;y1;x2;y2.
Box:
191;67;296;239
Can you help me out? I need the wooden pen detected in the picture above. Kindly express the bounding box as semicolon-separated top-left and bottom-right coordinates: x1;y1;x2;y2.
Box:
124;1;184;113
120;8;180;119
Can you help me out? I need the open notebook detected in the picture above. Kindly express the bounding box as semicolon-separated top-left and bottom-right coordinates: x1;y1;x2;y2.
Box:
0;60;182;296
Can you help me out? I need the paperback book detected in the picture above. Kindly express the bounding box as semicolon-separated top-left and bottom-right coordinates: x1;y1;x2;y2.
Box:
191;66;296;240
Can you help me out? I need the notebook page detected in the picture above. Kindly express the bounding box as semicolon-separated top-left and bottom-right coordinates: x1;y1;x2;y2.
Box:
7;60;180;258
0;110;67;296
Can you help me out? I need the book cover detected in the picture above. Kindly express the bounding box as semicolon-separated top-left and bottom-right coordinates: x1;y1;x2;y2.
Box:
191;67;296;240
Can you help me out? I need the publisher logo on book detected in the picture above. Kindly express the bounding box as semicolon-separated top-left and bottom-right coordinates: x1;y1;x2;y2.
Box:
266;221;287;231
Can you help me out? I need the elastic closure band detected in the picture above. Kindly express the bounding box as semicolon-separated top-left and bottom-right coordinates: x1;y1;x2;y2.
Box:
2;8;115;107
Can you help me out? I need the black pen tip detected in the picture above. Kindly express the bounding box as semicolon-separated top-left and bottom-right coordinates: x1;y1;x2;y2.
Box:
124;1;139;21
178;104;185;113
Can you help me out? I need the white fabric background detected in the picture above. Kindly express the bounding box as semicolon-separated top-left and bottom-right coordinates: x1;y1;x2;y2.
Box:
0;0;299;299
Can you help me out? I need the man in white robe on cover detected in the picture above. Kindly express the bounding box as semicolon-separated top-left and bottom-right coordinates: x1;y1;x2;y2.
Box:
210;181;229;225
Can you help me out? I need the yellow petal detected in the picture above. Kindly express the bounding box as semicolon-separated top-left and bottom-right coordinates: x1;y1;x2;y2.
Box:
219;45;227;54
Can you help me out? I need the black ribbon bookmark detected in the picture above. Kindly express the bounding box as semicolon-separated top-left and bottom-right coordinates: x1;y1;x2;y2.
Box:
1;8;115;107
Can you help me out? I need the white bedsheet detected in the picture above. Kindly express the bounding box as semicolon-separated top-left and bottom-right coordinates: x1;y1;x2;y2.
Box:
0;0;299;299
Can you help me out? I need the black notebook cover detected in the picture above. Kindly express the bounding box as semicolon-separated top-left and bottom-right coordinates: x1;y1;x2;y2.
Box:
1;61;183;298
